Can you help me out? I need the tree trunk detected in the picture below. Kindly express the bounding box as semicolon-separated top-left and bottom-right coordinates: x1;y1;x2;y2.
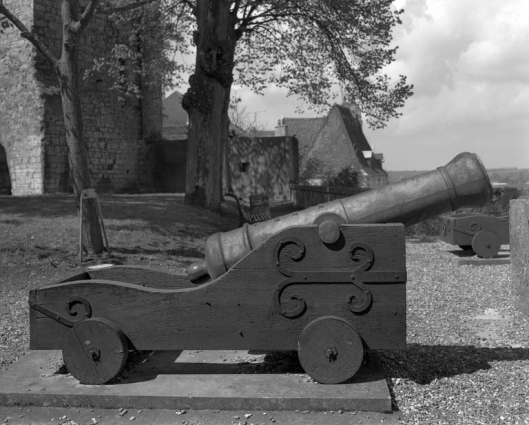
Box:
224;133;232;194
59;0;104;255
182;0;236;211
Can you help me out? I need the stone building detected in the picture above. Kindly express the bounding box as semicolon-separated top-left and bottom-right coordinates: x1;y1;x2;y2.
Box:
0;0;162;196
275;103;388;189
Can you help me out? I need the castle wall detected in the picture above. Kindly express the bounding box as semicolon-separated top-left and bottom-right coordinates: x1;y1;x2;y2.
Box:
0;0;45;195
0;0;161;195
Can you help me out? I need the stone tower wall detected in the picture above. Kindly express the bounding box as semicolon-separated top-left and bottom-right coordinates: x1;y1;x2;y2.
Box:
0;0;45;195
0;0;161;195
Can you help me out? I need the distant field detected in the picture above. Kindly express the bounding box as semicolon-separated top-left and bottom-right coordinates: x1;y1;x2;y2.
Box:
387;168;529;187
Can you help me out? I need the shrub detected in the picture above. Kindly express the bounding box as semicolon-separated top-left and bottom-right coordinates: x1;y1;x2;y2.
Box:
405;216;443;240
480;186;523;215
326;167;360;187
299;156;327;185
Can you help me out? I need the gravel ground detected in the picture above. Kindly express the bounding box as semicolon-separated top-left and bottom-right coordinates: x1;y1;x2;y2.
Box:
1;230;528;423
380;240;529;425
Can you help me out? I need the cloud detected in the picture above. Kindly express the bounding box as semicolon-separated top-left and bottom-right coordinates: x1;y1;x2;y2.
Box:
362;0;529;170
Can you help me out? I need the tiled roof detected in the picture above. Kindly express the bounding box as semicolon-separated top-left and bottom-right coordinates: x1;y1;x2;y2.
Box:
163;91;188;127
336;105;372;152
334;104;389;177
363;162;388;176
281;117;325;155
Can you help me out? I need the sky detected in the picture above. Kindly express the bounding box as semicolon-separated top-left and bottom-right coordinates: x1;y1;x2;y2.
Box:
173;0;529;171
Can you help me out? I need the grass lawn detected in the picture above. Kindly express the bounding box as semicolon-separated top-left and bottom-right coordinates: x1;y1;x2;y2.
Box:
0;194;239;367
1;194;529;424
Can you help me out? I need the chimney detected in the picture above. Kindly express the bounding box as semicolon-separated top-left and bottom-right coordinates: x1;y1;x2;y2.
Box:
275;116;287;136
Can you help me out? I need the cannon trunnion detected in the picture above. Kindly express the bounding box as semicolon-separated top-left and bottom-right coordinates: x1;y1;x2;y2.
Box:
30;224;406;385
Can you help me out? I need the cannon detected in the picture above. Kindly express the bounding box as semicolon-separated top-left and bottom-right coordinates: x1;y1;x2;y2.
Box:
438;213;509;258
29;152;492;385
188;151;492;282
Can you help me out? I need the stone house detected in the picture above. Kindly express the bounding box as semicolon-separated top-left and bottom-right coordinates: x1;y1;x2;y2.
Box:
275;103;388;189
160;93;386;198
0;0;162;196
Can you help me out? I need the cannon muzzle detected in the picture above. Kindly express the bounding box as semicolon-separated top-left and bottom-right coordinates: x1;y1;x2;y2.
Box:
188;152;492;282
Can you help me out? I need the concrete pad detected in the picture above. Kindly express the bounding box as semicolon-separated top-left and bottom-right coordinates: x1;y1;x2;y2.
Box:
438;249;510;266
0;350;392;413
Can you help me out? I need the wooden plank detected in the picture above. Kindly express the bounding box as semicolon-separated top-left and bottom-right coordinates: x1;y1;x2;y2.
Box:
32;279;405;351
86;265;194;289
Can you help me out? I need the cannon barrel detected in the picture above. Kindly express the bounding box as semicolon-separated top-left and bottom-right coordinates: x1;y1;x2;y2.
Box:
188;152;492;282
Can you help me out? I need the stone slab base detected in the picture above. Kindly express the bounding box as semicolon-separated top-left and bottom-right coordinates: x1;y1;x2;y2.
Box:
439;249;510;266
0;350;391;413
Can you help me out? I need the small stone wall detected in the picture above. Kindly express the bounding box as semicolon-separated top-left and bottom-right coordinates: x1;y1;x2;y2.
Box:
0;0;44;195
510;197;529;315
227;136;298;202
290;185;369;208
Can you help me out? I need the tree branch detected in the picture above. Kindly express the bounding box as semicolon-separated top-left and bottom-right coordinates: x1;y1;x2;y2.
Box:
231;0;242;15
236;3;302;35
79;0;101;28
0;2;59;66
181;0;196;14
98;0;156;14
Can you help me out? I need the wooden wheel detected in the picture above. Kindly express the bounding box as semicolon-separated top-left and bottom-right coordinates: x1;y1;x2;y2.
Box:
472;230;500;258
62;318;128;385
298;316;363;384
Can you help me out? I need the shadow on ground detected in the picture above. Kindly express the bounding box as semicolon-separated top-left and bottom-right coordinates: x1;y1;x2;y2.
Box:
0;195;77;218
99;350;381;387
113;351;305;386
0;194;299;225
0;194;241;236
379;344;529;385
111;246;203;258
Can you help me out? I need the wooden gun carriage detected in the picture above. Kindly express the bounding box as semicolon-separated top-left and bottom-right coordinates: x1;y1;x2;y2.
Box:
438;213;509;258
28;153;492;385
